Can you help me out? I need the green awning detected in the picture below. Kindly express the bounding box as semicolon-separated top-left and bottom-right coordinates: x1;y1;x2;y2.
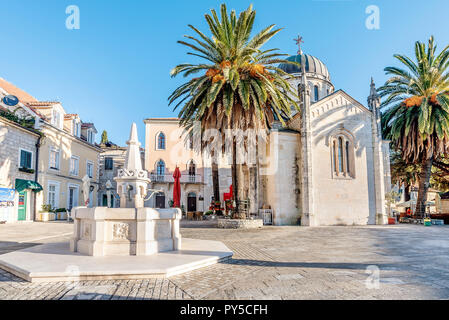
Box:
15;179;43;193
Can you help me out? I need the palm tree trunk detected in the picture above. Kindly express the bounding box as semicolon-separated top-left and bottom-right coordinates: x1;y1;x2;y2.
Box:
212;153;220;203
415;157;433;218
232;138;239;216
404;182;411;202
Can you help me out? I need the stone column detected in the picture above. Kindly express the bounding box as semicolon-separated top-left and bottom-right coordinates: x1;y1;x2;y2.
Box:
300;55;315;226
368;78;387;225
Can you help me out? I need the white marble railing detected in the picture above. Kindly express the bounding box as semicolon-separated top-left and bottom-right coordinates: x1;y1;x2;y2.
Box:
150;174;202;183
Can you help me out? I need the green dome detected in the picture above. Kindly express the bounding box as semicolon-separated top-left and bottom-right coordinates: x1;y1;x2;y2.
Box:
278;54;330;80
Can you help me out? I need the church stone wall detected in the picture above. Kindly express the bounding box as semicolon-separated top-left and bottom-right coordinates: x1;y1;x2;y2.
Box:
263;131;301;225
309;95;377;225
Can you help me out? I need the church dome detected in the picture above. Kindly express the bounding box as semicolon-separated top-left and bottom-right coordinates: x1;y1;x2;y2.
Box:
278;54;330;81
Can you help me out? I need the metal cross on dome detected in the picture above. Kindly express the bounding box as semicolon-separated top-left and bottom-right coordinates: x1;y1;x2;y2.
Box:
294;35;304;54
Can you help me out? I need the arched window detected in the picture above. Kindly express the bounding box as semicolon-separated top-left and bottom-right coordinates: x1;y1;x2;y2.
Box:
188;161;196;176
331;132;355;178
345;141;350;173
332;140;337;173
156;160;165;176
188;160;196;182
314;85;319;102
338;137;344;173
157;132;166;150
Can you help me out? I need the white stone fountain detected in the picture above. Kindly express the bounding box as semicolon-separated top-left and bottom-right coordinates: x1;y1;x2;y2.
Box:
70;123;181;256
0;123;232;282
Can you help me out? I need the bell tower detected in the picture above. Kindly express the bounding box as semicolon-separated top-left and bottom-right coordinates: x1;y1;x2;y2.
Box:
368;78;387;225
299;45;315;226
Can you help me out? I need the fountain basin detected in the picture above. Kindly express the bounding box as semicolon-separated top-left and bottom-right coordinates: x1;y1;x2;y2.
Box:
70;207;182;256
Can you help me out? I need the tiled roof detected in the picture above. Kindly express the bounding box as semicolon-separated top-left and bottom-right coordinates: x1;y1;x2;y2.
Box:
64;113;79;119
0;78;38;103
25;101;60;107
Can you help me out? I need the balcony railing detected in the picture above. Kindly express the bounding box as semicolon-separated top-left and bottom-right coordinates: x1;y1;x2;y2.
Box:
150;174;202;183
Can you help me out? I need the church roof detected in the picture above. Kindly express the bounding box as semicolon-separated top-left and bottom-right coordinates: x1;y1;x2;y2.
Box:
278;54;330;80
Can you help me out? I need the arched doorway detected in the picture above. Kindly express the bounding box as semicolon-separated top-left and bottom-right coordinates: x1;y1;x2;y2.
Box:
155;192;166;208
187;192;197;212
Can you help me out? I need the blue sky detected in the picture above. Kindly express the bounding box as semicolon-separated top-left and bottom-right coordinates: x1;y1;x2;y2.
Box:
1;0;448;145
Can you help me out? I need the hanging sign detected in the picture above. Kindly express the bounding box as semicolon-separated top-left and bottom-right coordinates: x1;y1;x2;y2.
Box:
2;95;19;107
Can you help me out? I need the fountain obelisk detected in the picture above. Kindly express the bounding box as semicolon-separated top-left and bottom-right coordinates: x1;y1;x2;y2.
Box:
115;123;150;208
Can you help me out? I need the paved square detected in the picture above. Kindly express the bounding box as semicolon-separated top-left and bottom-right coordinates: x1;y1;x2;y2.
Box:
1;222;449;300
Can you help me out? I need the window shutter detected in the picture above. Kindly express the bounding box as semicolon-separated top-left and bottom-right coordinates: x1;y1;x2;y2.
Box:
26;151;32;168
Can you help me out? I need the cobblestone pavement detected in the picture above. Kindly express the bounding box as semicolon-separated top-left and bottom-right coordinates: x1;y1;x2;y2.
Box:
1;222;449;300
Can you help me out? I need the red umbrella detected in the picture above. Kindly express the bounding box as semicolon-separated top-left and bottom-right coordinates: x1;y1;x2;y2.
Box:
173;166;181;208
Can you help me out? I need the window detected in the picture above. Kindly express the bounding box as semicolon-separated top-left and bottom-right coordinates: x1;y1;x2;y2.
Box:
338;137;344;173
157;132;166;150
20;149;33;169
69;156;79;176
86;161;94;178
52;110;62;129
105;157;113;170
49;148;60;170
345;141;350;173
188;161;196;182
73;120;80;137
47;182;59;209
188;161;196;176
87;129;95;144
314;85;319;102
156;160;165;176
331;133;355;178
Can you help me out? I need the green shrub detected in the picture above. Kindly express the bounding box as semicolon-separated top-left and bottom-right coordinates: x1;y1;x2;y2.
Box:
40;204;52;212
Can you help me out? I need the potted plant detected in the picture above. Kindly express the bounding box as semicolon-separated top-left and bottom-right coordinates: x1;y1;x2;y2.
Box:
39;204;52;222
55;208;67;220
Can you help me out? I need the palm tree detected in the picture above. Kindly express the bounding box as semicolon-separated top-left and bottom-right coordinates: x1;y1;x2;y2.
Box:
169;4;299;217
390;150;419;202
380;36;449;218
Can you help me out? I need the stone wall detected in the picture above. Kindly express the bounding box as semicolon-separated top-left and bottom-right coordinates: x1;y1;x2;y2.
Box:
0;117;39;222
308;92;377;225
263;131;301;226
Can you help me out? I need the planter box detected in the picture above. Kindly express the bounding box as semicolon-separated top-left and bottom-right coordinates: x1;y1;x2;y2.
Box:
388;217;396;225
56;212;67;220
217;218;263;229
38;212;57;221
38;212;51;222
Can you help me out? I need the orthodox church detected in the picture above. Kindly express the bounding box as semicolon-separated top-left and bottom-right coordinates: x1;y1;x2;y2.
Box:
144;42;391;226
255;46;392;226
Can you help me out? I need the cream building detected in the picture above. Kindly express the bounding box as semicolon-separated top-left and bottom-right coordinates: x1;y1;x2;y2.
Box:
145;51;391;226
0;78;102;218
144;118;232;212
